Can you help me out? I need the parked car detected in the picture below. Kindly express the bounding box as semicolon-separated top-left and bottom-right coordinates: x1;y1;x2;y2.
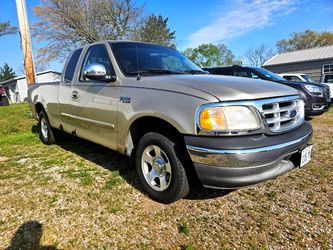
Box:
0;85;9;106
320;73;333;101
28;41;313;203
204;65;331;117
279;73;316;83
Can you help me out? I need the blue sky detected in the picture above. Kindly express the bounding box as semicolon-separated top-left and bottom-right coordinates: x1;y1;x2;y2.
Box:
0;0;332;74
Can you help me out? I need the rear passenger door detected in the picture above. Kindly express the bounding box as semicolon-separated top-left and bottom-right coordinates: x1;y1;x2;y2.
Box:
71;43;119;150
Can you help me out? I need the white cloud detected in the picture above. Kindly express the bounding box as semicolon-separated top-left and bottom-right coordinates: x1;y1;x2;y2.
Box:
186;0;296;48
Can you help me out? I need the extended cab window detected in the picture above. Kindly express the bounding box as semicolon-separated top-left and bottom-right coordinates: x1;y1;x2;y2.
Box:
80;44;114;81
64;48;82;82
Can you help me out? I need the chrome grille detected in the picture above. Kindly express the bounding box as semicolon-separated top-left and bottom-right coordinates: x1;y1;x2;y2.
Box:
260;97;304;132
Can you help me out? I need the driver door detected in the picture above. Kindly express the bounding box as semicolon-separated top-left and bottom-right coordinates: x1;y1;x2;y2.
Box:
71;44;119;150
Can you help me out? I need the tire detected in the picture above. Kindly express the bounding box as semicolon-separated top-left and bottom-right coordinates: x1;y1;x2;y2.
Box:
135;132;190;203
38;110;56;145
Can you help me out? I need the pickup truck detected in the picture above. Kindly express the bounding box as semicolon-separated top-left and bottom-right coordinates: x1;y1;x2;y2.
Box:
28;41;313;203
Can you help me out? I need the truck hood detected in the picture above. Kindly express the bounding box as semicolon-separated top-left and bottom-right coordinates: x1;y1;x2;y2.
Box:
140;74;298;102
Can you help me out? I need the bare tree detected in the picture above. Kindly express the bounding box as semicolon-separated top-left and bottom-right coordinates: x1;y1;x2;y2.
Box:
0;21;17;37
245;44;274;67
33;0;144;64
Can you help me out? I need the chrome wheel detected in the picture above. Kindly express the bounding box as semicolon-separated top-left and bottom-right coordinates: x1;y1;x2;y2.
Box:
141;145;172;191
40;117;48;140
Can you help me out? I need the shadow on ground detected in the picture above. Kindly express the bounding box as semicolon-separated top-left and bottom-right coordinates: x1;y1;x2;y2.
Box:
31;125;230;201
5;221;57;250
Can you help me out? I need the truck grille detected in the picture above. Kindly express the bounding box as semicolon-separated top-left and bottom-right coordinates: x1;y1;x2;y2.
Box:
259;97;304;133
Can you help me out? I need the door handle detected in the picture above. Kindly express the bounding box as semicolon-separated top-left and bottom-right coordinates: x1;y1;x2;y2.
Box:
72;90;79;99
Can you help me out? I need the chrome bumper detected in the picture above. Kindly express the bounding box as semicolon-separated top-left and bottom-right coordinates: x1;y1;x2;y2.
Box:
186;132;312;168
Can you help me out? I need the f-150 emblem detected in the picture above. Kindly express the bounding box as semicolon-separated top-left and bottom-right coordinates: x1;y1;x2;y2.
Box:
120;96;131;103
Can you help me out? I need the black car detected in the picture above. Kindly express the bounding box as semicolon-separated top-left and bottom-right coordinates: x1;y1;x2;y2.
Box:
204;65;331;117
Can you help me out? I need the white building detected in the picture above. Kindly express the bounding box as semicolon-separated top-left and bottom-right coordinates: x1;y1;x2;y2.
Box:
0;70;61;103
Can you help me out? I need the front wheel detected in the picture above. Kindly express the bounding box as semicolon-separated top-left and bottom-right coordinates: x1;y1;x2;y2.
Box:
135;132;189;204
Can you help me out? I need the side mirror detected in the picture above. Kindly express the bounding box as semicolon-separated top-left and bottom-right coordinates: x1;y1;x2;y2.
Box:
84;63;116;82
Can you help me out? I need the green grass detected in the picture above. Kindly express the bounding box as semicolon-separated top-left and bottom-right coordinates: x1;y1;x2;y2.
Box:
0;103;332;249
179;222;190;235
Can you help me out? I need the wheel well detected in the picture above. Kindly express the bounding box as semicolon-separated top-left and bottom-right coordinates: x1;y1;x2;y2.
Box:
128;116;183;156
35;103;45;116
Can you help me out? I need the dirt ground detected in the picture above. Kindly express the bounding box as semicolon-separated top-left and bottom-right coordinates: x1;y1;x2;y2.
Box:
0;104;332;249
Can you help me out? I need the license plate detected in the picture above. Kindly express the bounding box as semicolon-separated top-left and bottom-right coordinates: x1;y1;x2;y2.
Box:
300;145;312;168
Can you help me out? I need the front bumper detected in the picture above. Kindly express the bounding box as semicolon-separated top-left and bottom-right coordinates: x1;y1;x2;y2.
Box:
185;122;313;189
302;89;330;116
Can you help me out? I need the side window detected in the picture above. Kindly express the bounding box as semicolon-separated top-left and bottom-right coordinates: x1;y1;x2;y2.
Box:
283;76;291;80
249;71;259;79
234;69;250;78
289;76;301;82
214;68;233;75
80;44;114;81
64;48;82;82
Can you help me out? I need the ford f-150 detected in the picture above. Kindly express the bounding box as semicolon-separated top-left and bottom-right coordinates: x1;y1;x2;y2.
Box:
28;41;313;203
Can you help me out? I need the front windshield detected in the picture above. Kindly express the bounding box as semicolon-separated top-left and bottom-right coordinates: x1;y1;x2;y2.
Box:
110;42;204;76
254;67;286;81
301;74;315;83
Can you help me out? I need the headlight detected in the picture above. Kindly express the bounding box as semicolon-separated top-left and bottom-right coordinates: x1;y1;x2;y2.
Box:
303;84;323;95
198;105;260;132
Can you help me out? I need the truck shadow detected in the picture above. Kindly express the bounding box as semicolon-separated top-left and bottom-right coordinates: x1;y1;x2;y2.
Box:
32;126;229;201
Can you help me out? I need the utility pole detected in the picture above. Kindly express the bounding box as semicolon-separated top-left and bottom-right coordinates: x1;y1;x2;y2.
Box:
16;0;36;85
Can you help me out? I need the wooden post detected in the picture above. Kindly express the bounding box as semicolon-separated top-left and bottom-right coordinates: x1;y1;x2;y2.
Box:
16;0;36;85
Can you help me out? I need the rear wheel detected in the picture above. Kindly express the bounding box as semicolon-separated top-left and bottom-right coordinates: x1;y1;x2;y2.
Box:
38;111;56;145
135;132;189;203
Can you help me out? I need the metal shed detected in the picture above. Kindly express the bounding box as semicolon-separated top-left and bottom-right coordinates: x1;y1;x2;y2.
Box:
263;45;333;83
0;70;61;103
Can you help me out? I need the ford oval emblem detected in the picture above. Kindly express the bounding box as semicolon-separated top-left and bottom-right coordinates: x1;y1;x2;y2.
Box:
288;109;297;118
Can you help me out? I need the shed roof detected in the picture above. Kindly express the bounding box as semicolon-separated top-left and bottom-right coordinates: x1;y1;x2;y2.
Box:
0;70;61;85
263;45;333;66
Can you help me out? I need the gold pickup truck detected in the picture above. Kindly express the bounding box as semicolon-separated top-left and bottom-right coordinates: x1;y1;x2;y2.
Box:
28;41;313;203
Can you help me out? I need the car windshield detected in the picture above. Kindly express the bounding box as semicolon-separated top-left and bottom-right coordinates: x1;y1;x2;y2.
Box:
110;42;204;76
253;68;286;81
301;74;315;83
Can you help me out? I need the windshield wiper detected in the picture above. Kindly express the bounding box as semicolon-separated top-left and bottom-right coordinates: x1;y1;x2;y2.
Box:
182;69;207;75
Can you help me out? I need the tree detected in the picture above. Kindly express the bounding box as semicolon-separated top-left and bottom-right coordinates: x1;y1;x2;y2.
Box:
138;15;176;47
277;30;333;53
33;0;144;64
0;63;17;81
0;21;17;37
183;43;241;67
245;44;274;67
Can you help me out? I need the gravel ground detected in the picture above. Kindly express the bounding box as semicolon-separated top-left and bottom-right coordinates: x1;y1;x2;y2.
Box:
0;104;332;249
